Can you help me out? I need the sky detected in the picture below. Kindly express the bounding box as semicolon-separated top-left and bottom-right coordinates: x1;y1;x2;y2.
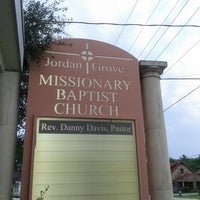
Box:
59;0;200;159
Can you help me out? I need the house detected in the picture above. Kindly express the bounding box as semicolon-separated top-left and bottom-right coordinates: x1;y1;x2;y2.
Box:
171;161;200;193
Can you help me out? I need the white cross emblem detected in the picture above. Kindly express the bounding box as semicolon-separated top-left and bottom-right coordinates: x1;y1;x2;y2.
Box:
81;43;94;62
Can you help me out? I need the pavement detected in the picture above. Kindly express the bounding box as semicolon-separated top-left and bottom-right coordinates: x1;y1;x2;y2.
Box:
174;198;198;200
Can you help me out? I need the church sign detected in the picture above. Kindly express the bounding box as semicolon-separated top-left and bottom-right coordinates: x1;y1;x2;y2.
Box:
21;39;149;200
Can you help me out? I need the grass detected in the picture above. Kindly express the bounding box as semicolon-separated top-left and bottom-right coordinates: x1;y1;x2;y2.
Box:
174;193;200;199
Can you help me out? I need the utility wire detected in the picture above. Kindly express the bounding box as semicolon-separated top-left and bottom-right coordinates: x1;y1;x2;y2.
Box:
114;0;139;45
170;73;200;78
155;5;200;60
163;84;200;112
161;77;200;80
143;0;190;59
163;39;200;75
137;0;181;59
64;21;200;28
187;154;200;158
128;0;163;52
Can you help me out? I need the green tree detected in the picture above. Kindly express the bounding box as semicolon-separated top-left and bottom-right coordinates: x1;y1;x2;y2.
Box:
15;0;70;171
169;157;176;163
170;154;200;172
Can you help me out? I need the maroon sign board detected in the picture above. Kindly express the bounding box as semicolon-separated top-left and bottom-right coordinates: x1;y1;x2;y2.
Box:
21;39;149;200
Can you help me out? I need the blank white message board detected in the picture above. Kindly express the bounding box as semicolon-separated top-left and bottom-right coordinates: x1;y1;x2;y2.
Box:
31;118;140;200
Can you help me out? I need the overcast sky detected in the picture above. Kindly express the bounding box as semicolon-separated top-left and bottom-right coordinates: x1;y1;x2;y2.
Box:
60;0;200;159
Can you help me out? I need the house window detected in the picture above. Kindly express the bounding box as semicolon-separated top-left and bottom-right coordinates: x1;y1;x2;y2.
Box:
180;168;184;175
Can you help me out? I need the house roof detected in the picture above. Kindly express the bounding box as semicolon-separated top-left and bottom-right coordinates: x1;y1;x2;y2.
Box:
171;161;200;182
170;161;184;173
0;0;24;71
170;161;195;174
176;173;200;182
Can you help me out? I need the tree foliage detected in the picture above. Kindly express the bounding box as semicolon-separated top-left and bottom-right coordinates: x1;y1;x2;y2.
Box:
23;0;69;66
170;154;200;171
15;0;70;171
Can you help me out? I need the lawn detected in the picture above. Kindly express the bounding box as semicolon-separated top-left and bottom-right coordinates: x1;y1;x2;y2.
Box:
174;193;200;199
